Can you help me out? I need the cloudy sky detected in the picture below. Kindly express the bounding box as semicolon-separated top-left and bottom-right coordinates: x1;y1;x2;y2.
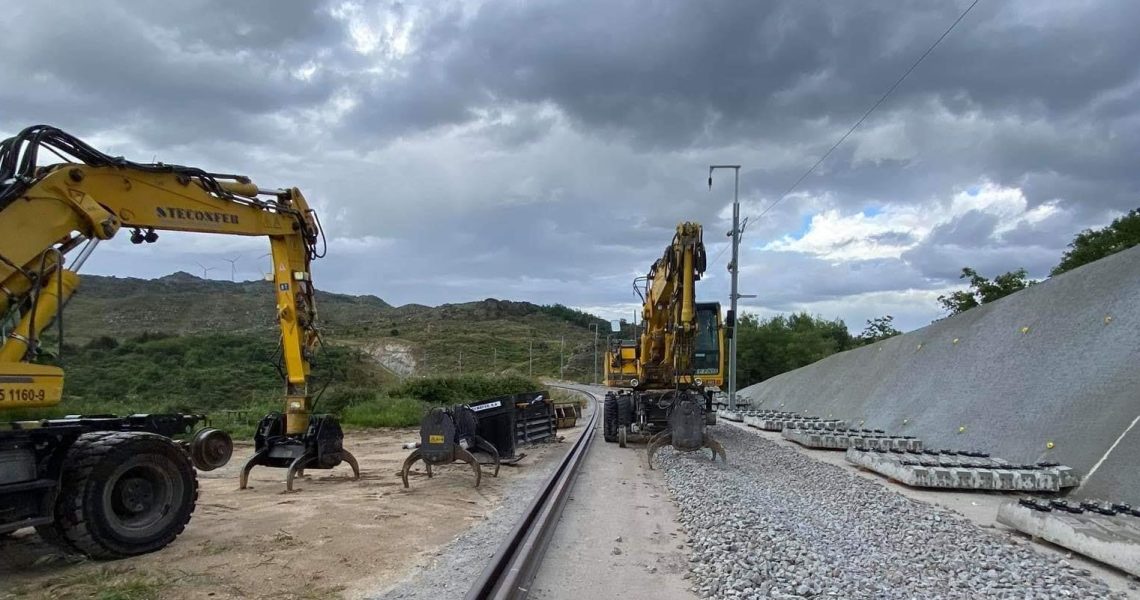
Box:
4;1;1137;332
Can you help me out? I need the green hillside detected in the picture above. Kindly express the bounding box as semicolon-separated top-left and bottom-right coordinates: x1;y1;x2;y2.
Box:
13;272;606;432
61;271;607;380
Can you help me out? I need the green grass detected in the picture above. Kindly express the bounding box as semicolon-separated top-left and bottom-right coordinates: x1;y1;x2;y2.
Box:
7;333;545;434
9;566;170;600
341;396;425;428
390;374;543;405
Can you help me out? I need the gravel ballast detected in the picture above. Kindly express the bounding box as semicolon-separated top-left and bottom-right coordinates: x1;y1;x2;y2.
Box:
656;425;1127;599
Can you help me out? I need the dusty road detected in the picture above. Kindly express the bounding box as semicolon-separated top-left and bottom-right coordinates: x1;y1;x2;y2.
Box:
529;386;694;600
0;428;572;600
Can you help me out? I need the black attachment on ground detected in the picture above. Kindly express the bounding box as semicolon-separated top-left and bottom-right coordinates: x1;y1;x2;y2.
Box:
402;405;502;489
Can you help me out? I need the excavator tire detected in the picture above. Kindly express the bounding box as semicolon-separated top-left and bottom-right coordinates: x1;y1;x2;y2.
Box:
603;394;618;443
616;394;634;429
43;431;197;559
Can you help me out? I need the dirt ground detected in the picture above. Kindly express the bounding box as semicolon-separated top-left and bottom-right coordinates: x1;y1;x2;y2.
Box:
0;428;573;600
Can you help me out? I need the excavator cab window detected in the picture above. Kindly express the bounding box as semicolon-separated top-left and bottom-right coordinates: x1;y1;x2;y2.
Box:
693;303;720;375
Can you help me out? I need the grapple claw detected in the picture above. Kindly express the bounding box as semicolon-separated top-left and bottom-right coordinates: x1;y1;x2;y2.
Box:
704;433;727;463
456;447;483;488
647;433;672;470
285;453;315;492
476;435;501;477
400;449;422;488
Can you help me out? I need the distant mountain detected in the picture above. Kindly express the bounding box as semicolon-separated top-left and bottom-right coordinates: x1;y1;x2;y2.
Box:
63;272;608;379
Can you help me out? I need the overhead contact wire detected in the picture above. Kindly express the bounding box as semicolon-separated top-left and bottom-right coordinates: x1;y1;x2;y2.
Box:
752;0;982;221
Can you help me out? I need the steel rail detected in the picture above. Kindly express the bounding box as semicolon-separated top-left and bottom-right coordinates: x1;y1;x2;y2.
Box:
465;385;599;600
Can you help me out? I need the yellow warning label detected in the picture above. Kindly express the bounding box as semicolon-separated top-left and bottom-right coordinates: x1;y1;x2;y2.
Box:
429;434;444;444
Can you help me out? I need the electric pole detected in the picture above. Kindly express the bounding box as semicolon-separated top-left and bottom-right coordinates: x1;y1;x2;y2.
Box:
589;323;599;385
709;165;753;411
529;340;533;377
559;335;565;380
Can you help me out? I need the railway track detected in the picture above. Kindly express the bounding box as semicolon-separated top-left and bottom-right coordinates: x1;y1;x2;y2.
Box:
465;385;599;600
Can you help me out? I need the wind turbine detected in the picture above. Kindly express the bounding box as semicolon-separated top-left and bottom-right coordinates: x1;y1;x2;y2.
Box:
222;256;241;281
194;261;216;279
258;252;273;281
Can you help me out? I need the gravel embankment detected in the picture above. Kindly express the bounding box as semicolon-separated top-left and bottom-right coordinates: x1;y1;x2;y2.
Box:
656;425;1127;600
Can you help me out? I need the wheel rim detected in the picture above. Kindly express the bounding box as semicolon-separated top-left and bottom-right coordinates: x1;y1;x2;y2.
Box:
101;455;182;539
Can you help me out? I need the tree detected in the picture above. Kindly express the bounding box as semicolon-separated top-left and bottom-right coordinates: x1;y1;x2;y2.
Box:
735;312;857;387
937;267;1035;315
1052;208;1140;276
859;315;900;344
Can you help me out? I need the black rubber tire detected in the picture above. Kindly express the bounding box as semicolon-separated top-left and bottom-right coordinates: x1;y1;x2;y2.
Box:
617;393;634;428
45;431;198;559
603;394;618;443
35;519;75;552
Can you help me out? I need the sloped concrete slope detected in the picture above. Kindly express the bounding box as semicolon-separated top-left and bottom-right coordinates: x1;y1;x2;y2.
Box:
739;245;1140;502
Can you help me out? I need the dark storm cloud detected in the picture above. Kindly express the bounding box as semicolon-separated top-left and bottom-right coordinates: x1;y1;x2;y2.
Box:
0;1;345;144
1;0;1137;332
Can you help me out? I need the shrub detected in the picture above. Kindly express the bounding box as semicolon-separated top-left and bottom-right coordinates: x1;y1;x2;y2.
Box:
342;396;425;428
390;374;541;405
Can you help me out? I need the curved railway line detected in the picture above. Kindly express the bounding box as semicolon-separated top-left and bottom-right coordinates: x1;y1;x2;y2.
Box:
465;385;599;600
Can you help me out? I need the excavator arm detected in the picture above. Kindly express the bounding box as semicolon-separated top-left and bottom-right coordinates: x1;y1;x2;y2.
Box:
0;125;321;436
636;221;707;388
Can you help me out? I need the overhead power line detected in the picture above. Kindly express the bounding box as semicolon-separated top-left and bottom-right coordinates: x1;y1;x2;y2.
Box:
752;0;982;222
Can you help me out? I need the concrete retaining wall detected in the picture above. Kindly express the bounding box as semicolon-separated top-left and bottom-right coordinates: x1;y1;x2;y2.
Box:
739;245;1140;503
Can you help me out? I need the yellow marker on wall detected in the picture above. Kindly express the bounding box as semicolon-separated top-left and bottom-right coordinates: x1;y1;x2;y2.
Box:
1046;441;1055;450
952;338;959;344
958;425;967;434
1020;326;1030;334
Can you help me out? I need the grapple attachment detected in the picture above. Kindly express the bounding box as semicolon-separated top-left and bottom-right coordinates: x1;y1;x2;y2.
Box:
238;412;360;492
402;405;500;488
647;390;727;468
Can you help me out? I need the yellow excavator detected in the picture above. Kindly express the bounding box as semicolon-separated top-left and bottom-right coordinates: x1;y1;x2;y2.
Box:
602;222;726;465
0;125;357;558
603;338;639;387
